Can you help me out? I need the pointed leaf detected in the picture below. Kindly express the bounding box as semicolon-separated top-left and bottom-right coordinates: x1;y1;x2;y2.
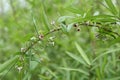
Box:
105;77;120;80
75;43;91;65
41;5;50;31
0;55;19;72
105;0;118;15
66;6;84;15
67;23;74;32
59;67;89;76
66;51;87;66
92;48;120;63
57;16;74;23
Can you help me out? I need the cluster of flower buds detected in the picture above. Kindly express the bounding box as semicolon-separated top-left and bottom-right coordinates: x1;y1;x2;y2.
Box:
39;34;44;40
73;23;80;31
15;65;23;73
21;48;26;53
51;21;55;25
48;36;55;46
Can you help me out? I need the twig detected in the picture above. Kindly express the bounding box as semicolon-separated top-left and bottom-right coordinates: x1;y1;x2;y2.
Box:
22;27;62;54
79;22;120;37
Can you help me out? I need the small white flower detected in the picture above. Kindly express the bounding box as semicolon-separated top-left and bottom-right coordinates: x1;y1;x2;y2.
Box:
49;36;55;41
30;36;36;41
49;41;55;46
32;53;35;55
116;22;120;25
39;58;44;62
51;21;55;25
51;42;55;46
93;11;99;16
17;66;23;73
19;56;24;61
39;35;44;40
21;48;25;52
85;21;90;25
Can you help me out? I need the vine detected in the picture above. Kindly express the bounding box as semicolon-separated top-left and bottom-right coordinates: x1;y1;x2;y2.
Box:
1;0;120;79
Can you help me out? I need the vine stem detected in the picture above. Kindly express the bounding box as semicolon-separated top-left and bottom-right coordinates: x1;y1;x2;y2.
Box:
23;22;120;54
22;27;62;54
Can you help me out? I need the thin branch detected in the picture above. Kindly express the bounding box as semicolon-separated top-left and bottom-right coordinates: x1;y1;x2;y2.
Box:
22;27;62;54
79;22;120;37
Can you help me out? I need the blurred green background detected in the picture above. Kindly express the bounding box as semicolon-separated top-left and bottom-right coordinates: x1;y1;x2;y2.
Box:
0;0;120;80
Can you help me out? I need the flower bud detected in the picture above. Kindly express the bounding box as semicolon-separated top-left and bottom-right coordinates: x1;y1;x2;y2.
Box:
21;48;26;53
39;34;44;40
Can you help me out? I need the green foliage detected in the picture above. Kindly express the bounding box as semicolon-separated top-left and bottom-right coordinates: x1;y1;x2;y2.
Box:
0;55;19;73
75;43;91;66
0;0;120;80
41;4;50;31
105;0;118;15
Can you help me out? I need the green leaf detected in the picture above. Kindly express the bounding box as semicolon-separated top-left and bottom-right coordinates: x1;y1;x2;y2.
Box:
92;15;117;22
0;55;19;72
22;33;34;42
57;16;74;23
72;17;87;23
92;48;120;63
105;77;120;80
116;0;120;17
67;23;74;32
41;5;50;31
84;8;92;18
94;18;117;23
66;51;87;66
105;0;118;15
46;68;57;78
85;14;118;23
59;67;89;76
100;55;107;76
66;6;84;15
32;16;39;36
75;43;91;66
112;52;116;67
30;61;38;71
60;23;67;33
96;68;101;80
